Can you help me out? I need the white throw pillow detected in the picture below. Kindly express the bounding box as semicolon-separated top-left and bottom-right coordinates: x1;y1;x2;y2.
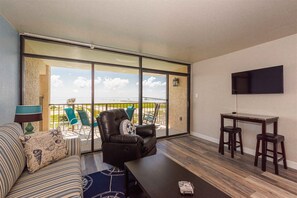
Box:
19;128;68;173
119;119;136;135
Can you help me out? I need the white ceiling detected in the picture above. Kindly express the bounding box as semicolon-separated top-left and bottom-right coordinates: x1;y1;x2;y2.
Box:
0;0;297;63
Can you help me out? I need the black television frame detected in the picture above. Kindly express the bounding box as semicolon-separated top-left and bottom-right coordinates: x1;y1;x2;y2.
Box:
232;65;284;95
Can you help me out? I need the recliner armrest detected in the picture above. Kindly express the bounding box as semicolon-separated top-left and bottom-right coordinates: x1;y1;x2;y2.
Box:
136;124;156;137
109;134;144;144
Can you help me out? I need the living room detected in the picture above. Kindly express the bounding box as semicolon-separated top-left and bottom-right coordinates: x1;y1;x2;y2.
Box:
1;1;297;197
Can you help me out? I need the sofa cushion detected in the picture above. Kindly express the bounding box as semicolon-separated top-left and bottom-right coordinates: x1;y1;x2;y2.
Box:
0;123;26;198
6;155;82;198
19;128;68;173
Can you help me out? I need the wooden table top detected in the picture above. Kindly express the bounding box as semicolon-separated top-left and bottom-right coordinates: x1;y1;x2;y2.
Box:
221;113;278;122
125;154;230;198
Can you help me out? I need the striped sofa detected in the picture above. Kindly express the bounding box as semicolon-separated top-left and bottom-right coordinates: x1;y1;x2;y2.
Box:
0;123;82;198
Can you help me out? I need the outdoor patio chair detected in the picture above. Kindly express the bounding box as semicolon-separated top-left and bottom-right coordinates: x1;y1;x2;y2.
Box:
77;109;100;140
125;105;135;121
64;107;79;133
143;103;161;124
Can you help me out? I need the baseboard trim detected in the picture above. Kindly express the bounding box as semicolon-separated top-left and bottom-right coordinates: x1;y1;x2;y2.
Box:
190;131;297;170
191;132;219;144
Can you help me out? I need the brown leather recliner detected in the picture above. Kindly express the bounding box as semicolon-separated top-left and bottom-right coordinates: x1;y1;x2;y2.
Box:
97;109;157;167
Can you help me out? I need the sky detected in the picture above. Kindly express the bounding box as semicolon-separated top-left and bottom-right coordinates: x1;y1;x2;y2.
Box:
50;66;167;104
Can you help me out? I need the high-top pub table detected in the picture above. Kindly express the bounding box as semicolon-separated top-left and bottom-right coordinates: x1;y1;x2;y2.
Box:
219;113;279;172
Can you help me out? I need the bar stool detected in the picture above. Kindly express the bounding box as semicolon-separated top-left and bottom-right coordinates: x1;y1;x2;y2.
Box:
219;126;244;158
254;133;287;175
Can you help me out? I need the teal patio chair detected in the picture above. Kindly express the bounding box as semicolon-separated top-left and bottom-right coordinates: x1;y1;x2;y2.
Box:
143;103;161;124
64;107;79;133
77;109;99;140
126;105;136;121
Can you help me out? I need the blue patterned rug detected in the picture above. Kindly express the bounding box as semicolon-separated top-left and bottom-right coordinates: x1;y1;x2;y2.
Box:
83;168;125;198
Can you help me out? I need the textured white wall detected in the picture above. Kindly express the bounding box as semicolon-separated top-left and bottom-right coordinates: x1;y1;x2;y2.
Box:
191;33;297;167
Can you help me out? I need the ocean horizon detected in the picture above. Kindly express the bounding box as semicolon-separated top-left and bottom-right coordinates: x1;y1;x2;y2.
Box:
50;96;166;104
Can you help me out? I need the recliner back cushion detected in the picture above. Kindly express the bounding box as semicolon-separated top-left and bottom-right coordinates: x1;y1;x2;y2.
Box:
98;109;129;142
0;123;26;197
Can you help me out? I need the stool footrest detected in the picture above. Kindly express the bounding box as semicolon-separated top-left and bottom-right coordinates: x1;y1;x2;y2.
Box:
256;153;284;162
223;142;241;148
266;149;283;155
277;157;284;162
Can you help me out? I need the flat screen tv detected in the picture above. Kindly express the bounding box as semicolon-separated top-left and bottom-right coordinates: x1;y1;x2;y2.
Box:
232;65;284;94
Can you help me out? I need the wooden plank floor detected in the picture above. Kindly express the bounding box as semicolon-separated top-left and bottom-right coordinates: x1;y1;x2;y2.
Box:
81;135;297;198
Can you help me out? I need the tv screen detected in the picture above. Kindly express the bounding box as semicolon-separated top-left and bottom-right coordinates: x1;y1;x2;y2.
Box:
232;65;284;94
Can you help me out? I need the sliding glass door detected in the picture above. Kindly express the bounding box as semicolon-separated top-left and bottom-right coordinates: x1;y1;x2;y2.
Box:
94;64;139;150
141;72;188;137
21;36;190;153
142;72;167;138
141;58;189;137
23;57;93;153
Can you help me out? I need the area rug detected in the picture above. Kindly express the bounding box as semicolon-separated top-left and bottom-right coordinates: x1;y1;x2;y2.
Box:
83;168;125;198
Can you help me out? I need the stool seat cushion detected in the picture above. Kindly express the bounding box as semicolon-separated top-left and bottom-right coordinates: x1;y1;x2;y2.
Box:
222;126;242;133
257;133;284;143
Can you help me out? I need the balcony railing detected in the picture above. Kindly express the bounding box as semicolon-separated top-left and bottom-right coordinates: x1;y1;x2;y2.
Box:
49;102;166;131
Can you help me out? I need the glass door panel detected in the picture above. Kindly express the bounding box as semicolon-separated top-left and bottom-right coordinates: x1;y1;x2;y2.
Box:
168;75;188;135
24;58;92;153
94;65;139;150
142;72;167;138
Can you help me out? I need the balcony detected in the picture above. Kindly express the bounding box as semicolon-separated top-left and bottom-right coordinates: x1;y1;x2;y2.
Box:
22;39;189;154
48;102;166;153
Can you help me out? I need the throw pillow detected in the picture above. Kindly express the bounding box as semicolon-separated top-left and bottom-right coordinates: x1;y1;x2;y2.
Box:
119;119;136;135
19;128;68;173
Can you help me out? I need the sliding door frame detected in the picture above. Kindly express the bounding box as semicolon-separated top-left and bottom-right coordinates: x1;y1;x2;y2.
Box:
142;70;169;137
142;69;190;138
20;35;191;153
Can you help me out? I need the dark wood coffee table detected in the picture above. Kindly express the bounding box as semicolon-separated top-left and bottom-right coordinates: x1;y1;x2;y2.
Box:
124;154;230;198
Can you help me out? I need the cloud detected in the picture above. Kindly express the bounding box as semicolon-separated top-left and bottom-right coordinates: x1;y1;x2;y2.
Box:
103;77;129;90
73;77;101;88
74;76;90;88
51;75;63;88
142;77;166;88
73;89;78;93
94;77;102;85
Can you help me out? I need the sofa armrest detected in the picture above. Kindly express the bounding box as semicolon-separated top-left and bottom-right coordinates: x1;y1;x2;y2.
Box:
109;134;144;144
65;137;81;156
136;124;156;137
